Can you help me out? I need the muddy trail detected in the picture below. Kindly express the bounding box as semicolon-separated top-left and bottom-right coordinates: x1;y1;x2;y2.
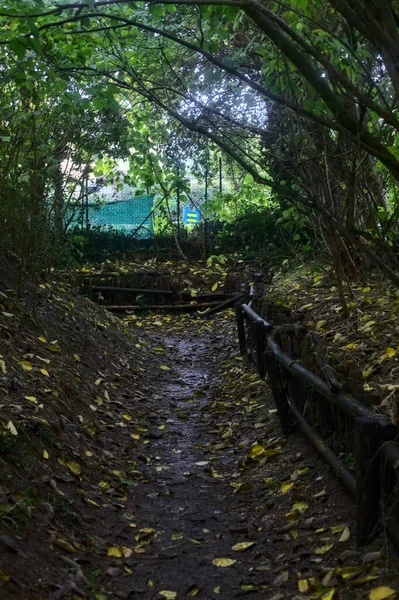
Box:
57;314;399;600
2;304;399;600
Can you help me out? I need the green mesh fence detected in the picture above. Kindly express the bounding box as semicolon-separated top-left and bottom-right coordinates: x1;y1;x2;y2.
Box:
68;195;154;238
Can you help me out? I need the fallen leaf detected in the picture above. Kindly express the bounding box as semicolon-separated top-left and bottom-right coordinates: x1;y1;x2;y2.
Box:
187;585;200;596
369;588;396;600
212;283;218;292
298;579;309;593
20;360;33;371
159;591;177;599
212;558;237;567
232;541;256;552
314;544;333;555
281;482;294;494
338;527;350;542
160;365;170;371
6;421;17;436
248;444;264;459
66;462;82;476
25;396;37;404
107;546;132;558
40;368;50;377
43;450;49;459
321;590;336;600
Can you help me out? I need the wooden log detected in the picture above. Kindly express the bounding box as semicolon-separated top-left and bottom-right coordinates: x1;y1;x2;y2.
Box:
93;286;174;295
265;350;291;435
182;291;234;300
105;301;222;312
92;287;234;300
235;302;246;356
201;294;245;317
242;304;273;332
289;401;356;496
268;336;373;421
354;417;381;545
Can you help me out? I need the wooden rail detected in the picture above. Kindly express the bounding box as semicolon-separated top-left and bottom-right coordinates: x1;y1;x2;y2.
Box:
235;298;399;547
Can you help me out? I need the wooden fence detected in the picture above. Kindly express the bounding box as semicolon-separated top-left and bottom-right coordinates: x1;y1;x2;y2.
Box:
235;289;399;547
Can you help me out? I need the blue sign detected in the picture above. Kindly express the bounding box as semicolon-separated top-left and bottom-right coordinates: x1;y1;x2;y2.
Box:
183;206;200;224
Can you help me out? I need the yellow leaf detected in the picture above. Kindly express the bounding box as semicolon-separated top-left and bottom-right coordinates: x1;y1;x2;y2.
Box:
292;501;309;513
316;320;327;331
340;566;362;579
20;360;33;371
73;354;81;362
43;450;49;459
40;368;50;377
123;414;132;421
47;344;61;353
0;359;6;374
2;312;14;318
66;462;81;476
107;546;132;558
212;283;218;292
6;421;17;436
248;444;264;459
25;396;37;404
160;365;170;371
298;579;309;593
386;347;396;357
281;482;294;494
321;590;336;600
159;592;177;599
338;527;350;542
232;542;255;551
314;544;333;555
95;378;102;385
212;558;237;567
38;336;47;343
131;433;140;440
369;588;396;600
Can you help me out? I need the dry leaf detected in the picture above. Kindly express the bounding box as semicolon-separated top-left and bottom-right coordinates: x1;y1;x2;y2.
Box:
232;542;255;551
66;462;81;476
369;588;396;600
212;558;236;567
20;360;33;371
6;421;17;436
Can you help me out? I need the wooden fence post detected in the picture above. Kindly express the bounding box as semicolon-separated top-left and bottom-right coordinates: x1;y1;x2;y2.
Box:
253;321;266;379
235;302;246;356
265;350;291;435
354;417;381;545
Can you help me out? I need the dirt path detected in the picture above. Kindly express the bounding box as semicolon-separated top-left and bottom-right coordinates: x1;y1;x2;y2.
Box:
84;314;399;600
2;301;398;600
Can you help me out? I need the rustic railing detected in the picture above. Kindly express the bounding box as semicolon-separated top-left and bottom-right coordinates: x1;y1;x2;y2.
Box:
235;291;399;547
